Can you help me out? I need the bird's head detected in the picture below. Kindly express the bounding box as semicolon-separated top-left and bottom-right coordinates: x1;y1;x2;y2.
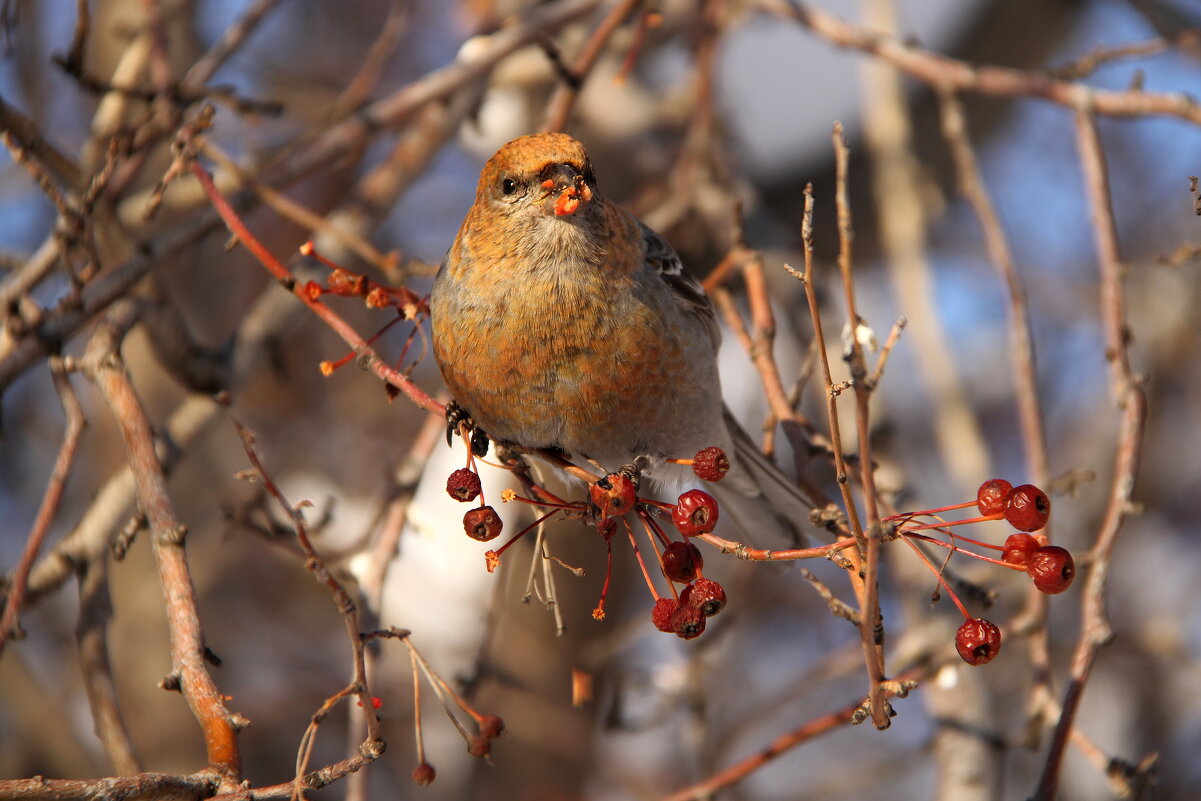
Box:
476;132;598;222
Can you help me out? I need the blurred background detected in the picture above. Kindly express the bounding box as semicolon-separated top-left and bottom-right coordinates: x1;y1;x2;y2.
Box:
1;0;1199;799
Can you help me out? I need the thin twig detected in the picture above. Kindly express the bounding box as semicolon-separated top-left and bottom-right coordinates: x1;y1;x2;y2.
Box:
832;125;889;728
0;359;85;654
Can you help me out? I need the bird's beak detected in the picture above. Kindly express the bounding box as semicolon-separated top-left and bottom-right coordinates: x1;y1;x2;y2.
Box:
541;163;593;216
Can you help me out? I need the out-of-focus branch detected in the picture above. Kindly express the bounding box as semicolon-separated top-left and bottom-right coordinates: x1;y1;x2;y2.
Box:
81;302;243;784
0;773;217;801
0;359;85;655
761;0;1201;123
1049;31;1200;80
935;88;1057;745
859;5;990;494
658;668;922;801
0;212;224;391
75;556;142;775
936;91;1049;488
1031;103;1148;801
181;0;282;93
329;0;409;121
275;0;601;185
542;0;644;132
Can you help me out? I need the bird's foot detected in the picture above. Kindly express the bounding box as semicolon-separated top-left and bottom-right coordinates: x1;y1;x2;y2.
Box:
444;400;490;457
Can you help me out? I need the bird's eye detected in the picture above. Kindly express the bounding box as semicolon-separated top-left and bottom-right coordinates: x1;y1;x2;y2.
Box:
500;177;517;195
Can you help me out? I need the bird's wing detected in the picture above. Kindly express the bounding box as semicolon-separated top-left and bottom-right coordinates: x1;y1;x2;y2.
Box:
639;220;721;351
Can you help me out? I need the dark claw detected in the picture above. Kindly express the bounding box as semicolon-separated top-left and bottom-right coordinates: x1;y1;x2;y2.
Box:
445;400;469;447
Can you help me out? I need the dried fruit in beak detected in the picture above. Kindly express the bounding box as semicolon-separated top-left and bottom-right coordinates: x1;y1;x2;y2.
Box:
543;174;592;216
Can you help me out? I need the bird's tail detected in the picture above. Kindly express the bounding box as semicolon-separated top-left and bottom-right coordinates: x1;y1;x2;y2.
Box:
709;407;815;548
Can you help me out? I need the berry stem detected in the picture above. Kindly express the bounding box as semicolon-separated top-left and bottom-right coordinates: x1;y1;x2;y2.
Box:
902;512;1004;532
404;639;471;741
897;534;972;620
882;499;977;520
410;649;427;766
592;535;613;620
626;518;665;601
487;507;563;565
300;240;344;271
898;526;1006;552
901;532;1028;571
501;492;586;512
638;506;674;549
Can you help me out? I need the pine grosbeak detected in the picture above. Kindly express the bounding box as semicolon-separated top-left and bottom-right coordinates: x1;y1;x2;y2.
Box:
431;133;808;540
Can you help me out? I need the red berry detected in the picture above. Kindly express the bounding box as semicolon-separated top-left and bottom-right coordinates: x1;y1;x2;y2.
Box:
955;618;1002;665
463;506;502;541
682;577;726;617
1001;533;1039;567
589;472;638;517
976;478;1013;517
446;468;482;503
692;447;730;482
670;603;707;640
671;489;719;536
1004;484;1051;531
1027;545;1075;594
661;541;703;582
652;597;678;632
411;762;436;785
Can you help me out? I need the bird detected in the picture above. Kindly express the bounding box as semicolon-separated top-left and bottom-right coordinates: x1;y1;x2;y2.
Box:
430;132;810;542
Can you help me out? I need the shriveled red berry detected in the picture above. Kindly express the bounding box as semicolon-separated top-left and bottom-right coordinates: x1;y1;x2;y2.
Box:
1027;545;1075;594
670;604;707;640
976;478;1013;517
596;516;618;539
463;506;502;542
478;714;505;740
955;618;1002;665
411;762;436;785
468;734;490;758
661;541;703;583
652;597;678;632
327;268;366;297
1002;533;1040;567
682;577;726;617
446;468;482;503
671;489;719;536
1004;483;1051;531
589;472;638;517
692;447;730;482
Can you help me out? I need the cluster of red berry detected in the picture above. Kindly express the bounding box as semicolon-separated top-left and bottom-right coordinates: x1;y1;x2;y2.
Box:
444;439;1076;662
890;478;1074;666
443;445;732;640
585;450;730;639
